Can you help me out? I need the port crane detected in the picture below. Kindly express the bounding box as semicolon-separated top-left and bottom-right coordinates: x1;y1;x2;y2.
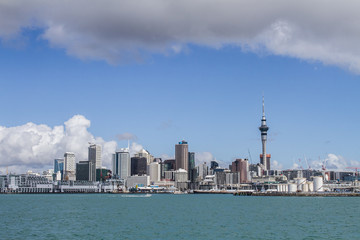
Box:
346;167;360;176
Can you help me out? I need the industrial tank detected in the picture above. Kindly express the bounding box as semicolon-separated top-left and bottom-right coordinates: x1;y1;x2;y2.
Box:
295;178;306;192
313;176;324;192
288;183;297;193
308;181;314;192
302;182;309;192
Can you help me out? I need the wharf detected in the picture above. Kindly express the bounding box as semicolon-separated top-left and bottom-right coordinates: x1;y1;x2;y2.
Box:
233;192;360;197
193;190;235;194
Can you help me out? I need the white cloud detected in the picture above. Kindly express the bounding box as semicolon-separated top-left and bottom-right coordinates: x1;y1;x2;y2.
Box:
272;160;283;170
129;142;144;157
195;152;229;168
310;153;348;171
0;115;117;174
1;1;360;72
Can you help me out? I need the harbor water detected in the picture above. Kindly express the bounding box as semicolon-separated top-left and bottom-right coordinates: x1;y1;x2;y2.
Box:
0;194;358;239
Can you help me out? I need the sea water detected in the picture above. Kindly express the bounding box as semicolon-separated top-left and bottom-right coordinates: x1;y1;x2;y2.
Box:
0;194;358;239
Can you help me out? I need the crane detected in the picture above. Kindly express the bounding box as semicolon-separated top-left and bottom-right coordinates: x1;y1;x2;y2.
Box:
346;167;360;176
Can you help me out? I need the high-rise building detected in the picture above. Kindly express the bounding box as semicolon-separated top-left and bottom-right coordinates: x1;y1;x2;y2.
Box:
197;162;208;180
162;159;176;179
112;148;130;179
88;144;102;169
231;159;249;183
64;152;76;181
134;149;154;165
148;162;161;183
131;157;147;176
76;161;95;181
188;152;195;181
54;158;64;180
259;97;270;171
210;161;219;170
175;140;189;171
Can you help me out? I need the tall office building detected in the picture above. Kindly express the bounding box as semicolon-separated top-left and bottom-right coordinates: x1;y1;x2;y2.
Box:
148;162;161;183
76;161;95;181
259;97;270;171
64;152;76;181
131;157;147;176
231;159;249;183
88;144;101;181
88;144;102;169
134;149;154;165
188;152;195;181
210;161;219;170
54;158;64;180
175;140;189;171
112;148;131;179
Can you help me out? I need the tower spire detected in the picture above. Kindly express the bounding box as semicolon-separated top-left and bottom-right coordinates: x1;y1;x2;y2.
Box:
262;95;265;119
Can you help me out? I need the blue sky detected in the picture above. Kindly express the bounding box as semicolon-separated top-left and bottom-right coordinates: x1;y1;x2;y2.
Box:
1;1;360;172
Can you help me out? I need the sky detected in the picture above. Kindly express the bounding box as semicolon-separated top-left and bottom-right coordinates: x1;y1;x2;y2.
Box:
1;0;360;174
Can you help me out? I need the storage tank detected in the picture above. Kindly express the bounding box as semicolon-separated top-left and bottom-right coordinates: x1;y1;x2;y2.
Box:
308;181;314;192
288;183;297;193
303;182;309;192
296;178;306;192
313;176;324;192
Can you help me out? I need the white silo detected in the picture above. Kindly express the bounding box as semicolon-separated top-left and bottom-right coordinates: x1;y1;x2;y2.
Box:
288;183;297;193
308;181;314;192
303;182;309;192
296;178;306;192
313;176;324;192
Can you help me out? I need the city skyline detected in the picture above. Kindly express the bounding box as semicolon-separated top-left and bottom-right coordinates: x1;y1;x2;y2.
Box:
1;1;360;174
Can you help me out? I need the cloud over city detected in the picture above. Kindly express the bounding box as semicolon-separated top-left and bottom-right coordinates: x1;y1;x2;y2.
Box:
1;1;360;72
0;115;118;174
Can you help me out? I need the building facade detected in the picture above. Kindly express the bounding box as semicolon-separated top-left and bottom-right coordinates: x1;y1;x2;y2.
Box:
64;152;76;181
88;144;102;169
175;140;189;172
112;148;131;179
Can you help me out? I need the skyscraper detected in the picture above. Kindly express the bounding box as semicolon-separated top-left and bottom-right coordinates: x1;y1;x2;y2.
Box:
64;152;76;181
88;144;101;181
231;159;249;183
259;97;270;171
175;140;189;172
131;157;147;176
112;148;130;179
54;158;64;180
188;152;195;181
88;144;102;169
76;161;95;181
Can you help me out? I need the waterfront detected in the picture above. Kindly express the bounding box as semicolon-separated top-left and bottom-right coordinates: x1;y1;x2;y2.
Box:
0;194;358;239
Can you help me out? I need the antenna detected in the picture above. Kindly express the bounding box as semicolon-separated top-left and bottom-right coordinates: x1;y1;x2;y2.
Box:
262;95;265;117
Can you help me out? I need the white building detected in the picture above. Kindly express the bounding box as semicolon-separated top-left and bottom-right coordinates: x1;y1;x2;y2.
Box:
126;175;150;189
88;144;102;169
134;149;154;164
64;152;76;181
197;162;208;180
112;148;130;179
148;162;161;183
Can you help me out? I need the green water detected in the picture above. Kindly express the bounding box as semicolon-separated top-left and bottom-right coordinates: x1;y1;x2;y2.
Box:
0;194;358;239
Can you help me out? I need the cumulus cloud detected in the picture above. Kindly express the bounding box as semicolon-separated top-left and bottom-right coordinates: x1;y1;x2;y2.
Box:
310;153;348;170
195;152;228;168
272;160;283;170
0;115;117;174
1;1;360;72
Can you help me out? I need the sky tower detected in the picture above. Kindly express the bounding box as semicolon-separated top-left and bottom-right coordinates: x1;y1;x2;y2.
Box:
259;97;270;170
